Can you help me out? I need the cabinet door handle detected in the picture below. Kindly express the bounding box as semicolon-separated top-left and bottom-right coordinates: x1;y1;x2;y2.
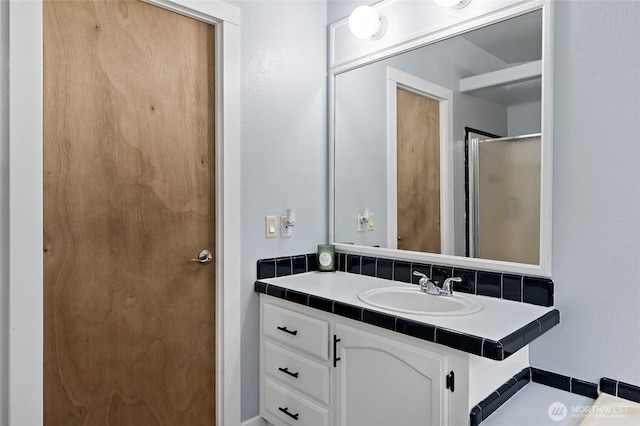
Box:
278;406;299;420
446;370;455;392
278;367;299;378
276;326;298;336
333;335;341;367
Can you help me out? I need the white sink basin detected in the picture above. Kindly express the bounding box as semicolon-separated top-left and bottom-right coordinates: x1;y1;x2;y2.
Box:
358;287;484;316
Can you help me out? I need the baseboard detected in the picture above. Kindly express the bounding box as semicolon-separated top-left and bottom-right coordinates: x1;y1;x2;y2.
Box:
241;415;268;426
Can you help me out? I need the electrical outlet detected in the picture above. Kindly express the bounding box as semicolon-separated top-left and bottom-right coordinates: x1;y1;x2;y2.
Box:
281;216;292;238
367;213;375;231
265;215;277;238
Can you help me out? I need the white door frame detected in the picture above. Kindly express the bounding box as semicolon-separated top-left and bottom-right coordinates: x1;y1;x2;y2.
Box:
386;67;454;254
8;0;241;424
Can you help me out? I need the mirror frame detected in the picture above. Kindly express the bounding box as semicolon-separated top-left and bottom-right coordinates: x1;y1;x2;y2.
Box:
329;0;554;277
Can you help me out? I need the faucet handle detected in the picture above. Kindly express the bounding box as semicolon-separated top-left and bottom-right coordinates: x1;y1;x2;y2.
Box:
412;271;432;285
412;271;429;280
442;277;463;294
413;271;440;294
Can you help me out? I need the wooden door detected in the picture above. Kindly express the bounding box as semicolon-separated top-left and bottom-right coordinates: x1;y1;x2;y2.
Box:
43;1;216;424
397;88;440;253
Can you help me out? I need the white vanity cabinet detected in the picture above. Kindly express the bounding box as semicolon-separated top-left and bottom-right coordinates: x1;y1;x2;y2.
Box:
260;294;528;426
333;322;447;426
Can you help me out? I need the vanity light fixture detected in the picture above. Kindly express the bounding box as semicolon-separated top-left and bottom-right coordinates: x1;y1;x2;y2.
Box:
434;0;472;9
348;6;387;40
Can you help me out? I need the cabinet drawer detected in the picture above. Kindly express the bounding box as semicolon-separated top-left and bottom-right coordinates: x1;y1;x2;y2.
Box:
264;341;330;404
264;378;329;426
263;303;329;360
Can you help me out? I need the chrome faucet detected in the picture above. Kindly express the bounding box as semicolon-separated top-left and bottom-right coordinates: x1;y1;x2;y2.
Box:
412;271;462;296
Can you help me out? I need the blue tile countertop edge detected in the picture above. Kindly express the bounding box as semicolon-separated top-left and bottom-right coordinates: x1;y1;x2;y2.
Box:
470;367;640;425
254;280;560;361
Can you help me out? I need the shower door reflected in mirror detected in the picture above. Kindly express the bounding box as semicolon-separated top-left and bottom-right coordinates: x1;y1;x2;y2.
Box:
468;133;541;264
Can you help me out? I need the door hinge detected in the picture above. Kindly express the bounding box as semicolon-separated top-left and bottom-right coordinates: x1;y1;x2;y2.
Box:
446;371;455;392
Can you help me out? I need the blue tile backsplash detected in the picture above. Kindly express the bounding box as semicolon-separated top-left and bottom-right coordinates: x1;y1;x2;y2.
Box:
262;251;555;307
368;254;549;306
257;253;318;280
477;272;502;298
600;377;640;404
531;367;572;392
502;274;523;302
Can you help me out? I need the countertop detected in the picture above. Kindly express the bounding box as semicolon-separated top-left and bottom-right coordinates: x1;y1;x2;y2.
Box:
256;271;560;360
483;382;594;426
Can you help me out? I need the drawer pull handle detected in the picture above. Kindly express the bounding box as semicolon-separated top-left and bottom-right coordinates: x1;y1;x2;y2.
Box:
278;367;300;378
277;326;298;336
278;406;299;420
333;334;341;368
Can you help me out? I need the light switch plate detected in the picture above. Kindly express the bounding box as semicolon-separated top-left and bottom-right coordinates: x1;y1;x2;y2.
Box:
265;215;277;238
367;213;375;231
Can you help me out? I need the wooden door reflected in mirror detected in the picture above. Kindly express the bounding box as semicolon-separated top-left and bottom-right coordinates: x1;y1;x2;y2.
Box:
397;88;441;253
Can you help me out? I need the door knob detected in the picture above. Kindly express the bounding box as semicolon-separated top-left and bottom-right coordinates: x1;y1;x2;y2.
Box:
190;249;213;264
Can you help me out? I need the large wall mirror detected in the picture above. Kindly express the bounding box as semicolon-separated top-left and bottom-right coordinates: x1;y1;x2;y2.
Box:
330;0;553;277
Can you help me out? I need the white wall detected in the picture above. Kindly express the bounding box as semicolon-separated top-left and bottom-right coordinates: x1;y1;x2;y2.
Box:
0;0;9;423
530;0;640;385
226;1;328;421
507;80;542;136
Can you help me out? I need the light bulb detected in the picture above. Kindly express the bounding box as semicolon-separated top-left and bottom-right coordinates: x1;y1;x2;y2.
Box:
349;6;382;39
